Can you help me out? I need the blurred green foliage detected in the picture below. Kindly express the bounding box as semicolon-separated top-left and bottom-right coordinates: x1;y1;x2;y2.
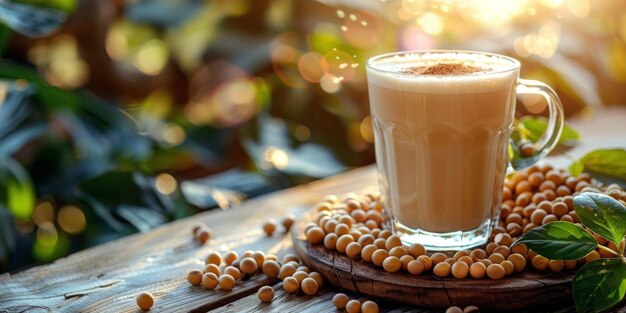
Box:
569;149;626;181
516;116;580;145
13;0;76;12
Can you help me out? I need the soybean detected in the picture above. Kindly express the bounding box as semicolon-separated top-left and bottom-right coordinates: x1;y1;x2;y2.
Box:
136;292;154;310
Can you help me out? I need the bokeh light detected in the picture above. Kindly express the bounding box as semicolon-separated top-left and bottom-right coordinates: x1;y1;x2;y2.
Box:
105;21;129;60
57;205;86;235
271;44;297;64
162;123;186;146
514;21;561;59
401;0;427;14
29;35;90;89
339;10;382;49
32;202;54;227
184;102;214;125
298;52;325;83
105;20;170;76
155;173;178;195
416;12;444;35
319;74;342;93
321;50;355;82
185;61;260;127
36;222;58;247
567;0;590;17
33;224;68;262
360;116;374;143
534;21;561;58
520;93;548;114
539;0;564;9
458;0;528;26
294;125;311;141
213;78;259;127
270;33;306;89
263;146;289;170
348;122;367;151
133;39;169;76
397;6;415;22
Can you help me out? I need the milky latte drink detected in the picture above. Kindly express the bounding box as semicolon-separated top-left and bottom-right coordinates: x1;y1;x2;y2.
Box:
366;51;564;250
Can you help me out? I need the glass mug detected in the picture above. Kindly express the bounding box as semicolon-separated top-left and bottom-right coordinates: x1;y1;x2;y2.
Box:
366;50;563;251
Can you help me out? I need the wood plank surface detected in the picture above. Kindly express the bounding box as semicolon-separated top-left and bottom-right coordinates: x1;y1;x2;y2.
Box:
0;107;625;313
0;166;378;313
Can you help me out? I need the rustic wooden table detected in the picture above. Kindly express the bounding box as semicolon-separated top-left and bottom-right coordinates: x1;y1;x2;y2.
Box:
1;107;625;313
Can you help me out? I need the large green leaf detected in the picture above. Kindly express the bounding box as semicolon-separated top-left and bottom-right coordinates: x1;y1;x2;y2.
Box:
518;116;580;145
0;1;67;37
573;258;626;313
572;149;626;181
513;221;597;260
574;193;626;247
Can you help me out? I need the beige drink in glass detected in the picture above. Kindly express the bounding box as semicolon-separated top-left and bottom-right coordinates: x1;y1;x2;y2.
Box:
366;51;563;250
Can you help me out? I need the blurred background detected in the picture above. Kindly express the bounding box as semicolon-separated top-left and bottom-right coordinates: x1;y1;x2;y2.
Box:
0;0;624;273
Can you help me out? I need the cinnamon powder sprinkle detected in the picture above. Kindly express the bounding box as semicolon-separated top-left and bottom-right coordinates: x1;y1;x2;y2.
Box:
402;63;488;75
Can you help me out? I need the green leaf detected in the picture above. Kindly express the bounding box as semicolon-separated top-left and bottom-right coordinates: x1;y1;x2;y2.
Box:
0;1;67;37
574;193;626;247
242;115;346;178
0;80;34;138
573;258;626;313
513;221;597;260
0;158;35;220
569;159;584;177
78;171;175;233
518;116;580;145
0;24;11;57
0;124;47;156
12;0;76;12
575;149;626;181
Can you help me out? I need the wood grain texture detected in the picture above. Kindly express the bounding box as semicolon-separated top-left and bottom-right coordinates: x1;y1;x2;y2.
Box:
209;282;439;313
0;107;624;313
0;166;378;313
292;210;573;310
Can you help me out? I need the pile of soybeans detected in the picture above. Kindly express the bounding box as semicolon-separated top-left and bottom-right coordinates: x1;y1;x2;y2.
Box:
303;164;626;279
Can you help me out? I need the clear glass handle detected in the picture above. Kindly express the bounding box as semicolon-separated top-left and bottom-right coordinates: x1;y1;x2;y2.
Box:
510;78;564;170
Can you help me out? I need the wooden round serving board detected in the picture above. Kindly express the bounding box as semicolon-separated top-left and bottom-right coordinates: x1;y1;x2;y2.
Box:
291;210;574;310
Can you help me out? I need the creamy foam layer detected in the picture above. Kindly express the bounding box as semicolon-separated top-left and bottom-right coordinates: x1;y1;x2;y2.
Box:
367;52;519;94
